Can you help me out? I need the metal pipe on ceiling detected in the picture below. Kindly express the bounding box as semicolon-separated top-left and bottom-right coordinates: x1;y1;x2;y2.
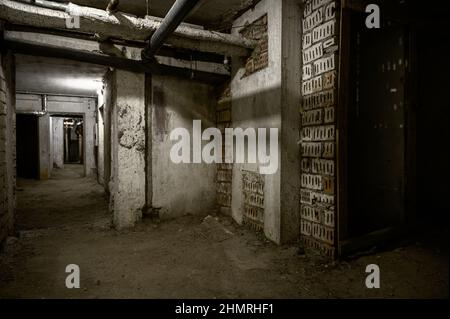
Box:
4;39;229;84
142;0;201;60
16;90;98;99
8;0;229;83
106;0;119;13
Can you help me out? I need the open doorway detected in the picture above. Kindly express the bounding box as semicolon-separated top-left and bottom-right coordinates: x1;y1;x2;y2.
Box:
63;116;84;165
16;114;39;179
347;16;408;238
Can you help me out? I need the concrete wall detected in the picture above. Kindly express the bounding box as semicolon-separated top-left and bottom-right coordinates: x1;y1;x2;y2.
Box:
102;71;113;194
16;94;97;178
109;69;146;229
279;0;302;244
38;114;51;179
49;115;53;174
150;75;217;219
97;102;105;185
0;50;16;248
52;117;64;169
230;0;301;244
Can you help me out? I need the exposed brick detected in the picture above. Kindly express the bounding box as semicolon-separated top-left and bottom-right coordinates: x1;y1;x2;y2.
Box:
217;168;232;182
217;109;231;123
240;14;269;77
254;51;268;71
217;193;231;207
311;158;335;176
217;181;232;195
217;100;231;111
242;171;265;232
220;163;233;171
324;106;335;123
245;58;255;74
260;38;268;53
301;173;323;190
323;176;334;194
323;70;337;89
300;0;339;258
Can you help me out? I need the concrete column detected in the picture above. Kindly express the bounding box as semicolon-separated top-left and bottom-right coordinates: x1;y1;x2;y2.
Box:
84;99;96;177
103;71;113;195
0;48;16;245
97;107;105;185
38;114;51;180
49;117;53;176
52;117;64;169
110;70;146;229
279;0;301;243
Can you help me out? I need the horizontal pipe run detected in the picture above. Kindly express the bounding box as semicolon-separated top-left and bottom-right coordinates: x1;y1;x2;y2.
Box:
3;39;229;84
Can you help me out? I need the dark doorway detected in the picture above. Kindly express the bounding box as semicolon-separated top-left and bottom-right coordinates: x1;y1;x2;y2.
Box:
16;114;39;179
347;16;408;237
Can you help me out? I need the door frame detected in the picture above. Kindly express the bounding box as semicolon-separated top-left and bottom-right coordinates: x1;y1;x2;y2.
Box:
336;4;416;256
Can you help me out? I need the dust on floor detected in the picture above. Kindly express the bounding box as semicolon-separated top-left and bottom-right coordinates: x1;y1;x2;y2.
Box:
0;165;448;299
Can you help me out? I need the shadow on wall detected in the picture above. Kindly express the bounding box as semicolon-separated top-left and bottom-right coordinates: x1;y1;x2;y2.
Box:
150;75;219;220
149;82;288;239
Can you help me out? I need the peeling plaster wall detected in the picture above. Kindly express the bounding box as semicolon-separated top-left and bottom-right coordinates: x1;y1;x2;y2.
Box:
97;104;105;185
231;0;283;244
109;69;146;229
150;75;217;219
230;0;301;244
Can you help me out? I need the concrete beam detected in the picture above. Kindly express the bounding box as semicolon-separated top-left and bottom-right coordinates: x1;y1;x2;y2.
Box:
38;114;50;180
3;36;230;84
5;30;231;76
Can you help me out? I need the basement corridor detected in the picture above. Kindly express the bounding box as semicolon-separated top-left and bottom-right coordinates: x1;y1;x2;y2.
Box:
0;165;447;298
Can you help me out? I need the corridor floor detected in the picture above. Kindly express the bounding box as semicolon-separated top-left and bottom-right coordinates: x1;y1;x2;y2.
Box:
0;165;448;298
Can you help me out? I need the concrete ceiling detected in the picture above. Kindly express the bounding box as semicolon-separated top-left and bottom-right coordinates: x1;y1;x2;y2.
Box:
53;0;258;30
15;54;107;96
13;1;259;96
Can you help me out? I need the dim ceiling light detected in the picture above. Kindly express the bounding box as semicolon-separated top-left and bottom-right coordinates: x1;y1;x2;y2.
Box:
59;77;103;91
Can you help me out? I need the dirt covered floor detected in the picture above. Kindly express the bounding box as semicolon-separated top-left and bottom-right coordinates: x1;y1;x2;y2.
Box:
0;165;448;299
